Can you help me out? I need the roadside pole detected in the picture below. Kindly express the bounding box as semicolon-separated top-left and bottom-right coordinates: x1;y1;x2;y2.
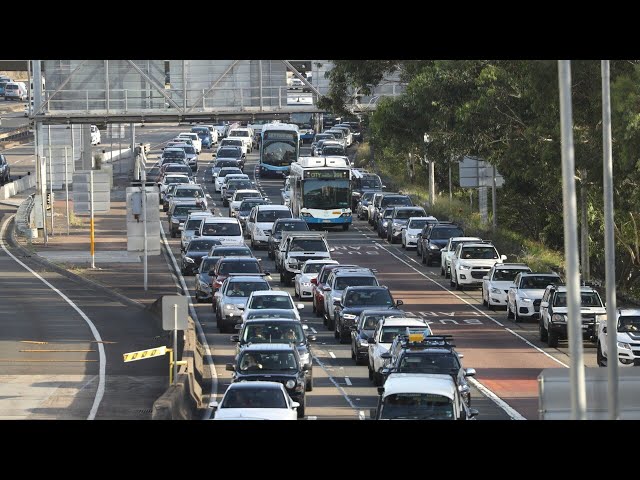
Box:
558;60;587;420
64;147;69;235
90;169;95;269
173;303;178;384
48;152;54;237
492;164;497;230
601;60;619;419
141;149;148;291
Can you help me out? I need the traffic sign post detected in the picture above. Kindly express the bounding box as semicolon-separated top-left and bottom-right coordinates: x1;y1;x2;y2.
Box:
162;295;188;385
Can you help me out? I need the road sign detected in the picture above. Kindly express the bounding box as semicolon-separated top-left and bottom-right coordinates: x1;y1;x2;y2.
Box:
459;156;504;188
73;170;110;214
123;346;167;362
162;295;188;331
126;186;160;255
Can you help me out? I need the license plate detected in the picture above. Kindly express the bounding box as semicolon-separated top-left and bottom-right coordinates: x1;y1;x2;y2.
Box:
582;324;589;329
323;220;331;223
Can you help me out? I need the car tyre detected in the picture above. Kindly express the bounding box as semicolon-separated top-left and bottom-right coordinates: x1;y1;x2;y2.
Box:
507;303;514;319
547;329;559;348
596;342;605;367
305;377;313;392
539;319;548;342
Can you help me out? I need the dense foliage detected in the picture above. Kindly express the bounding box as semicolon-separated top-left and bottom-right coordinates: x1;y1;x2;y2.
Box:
322;60;640;294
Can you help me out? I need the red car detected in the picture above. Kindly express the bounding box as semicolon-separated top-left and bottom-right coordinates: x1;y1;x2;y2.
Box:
210;257;266;310
312;264;357;322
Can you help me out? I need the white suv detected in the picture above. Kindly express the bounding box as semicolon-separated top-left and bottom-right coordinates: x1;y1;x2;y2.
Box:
597;309;640;367
440;237;482;278
227;128;254;153
401;216;437;249
481;263;531;310
177;132;202;153
506;272;561;322
246;205;292;249
450;241;506;290
200;217;244;246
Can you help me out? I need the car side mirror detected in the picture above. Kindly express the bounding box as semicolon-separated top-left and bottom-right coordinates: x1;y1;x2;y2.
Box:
307;334;316;342
225;363;235;372
469;408;479;418
458;353;464;359
291;401;300;409
333;299;342;306
209;400;218;411
540;301;549;308
297;303;304;310
501;254;507;261
464;368;476;377
323;286;331;292
237;305;245;310
380;352;391;359
230;335;240;342
369;338;376;344
602;326;607;334
311;278;317;285
234;324;242;330
396;300;403;306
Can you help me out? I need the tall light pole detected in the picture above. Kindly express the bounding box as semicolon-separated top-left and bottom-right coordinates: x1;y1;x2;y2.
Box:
424;133;434;207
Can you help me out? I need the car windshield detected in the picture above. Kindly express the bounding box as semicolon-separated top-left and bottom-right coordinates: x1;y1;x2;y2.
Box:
289;239;327;252
211;247;251;257
221;387;287;409
218;169;242;178
397;353;461;374
249;295;293;310
431;227;464;239
234;192;260;201
360;313;398;330
275;222;308;233
215;160;239;168
492;268;529;281
219;261;260;274
228;181;253;190
239;351;298;371
361;192;376;201
230;131;250;137
345;290;393;307
322;147;345;155
335;276;377;290
520;275;560;289
164;151;185;159
395;209;423;220
242;322;305;343
188;240;220;252
165;176;189;184
240;201;267;213
303;263;330;274
380;393;454;420
200;257;221;272
173;206;202;216
618;316;640;333
383;209;395;218
381;326;424;343
202;223;241;236
165;166;191;175
460;247;498;259
361;178;381;189
246;310;297;320
257;210;292;222
381;196;412;207
553;292;602;308
408;219;428;229
225;281;269;297
218;148;242;158
174;188;203;198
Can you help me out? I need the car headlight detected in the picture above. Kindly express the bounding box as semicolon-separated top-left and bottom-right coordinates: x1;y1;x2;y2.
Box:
429;244;440;250
359;339;369;347
382;220;389;227
618;342;632;350
551;313;567;323
225;304;239;310
408;234;416;239
392;222;402;228
184;257;195;263
459;264;471;270
343;314;357;320
519;297;532;303
285;379;296;389
288;258;298;265
490;287;502;294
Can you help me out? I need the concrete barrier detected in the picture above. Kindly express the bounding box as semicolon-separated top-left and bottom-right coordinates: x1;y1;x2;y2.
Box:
14;193;35;237
0;174;36;200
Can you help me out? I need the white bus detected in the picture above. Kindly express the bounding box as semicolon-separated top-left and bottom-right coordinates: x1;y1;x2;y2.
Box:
289;156;352;230
259;123;300;177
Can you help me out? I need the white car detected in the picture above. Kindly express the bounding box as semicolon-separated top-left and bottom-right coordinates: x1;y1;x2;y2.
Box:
481;263;531;310
159;174;191;193
214;166;243;193
597;308;640;367
507;272;562;322
218;138;247;158
90;125;101;145
440;237;482;278
450;241;507;290
401;216;437;249
181;211;215;251
294;259;339;300
210;381;299;420
368;317;432;386
227;128;254;153
281;176;291;207
201;125;219;145
200;217;244;246
220;173;250;200
230;189;262;217
177;132;202;153
241;290;303;323
246;204;293;248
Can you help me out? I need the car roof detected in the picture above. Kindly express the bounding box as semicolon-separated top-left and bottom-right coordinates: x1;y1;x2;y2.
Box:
407;216;437;221
619;309;640;316
219;256;259;262
460;242;496;248
203;217;240;224
250;290;291;297
519;272;560;277
304;259;339;265
243;343;296;352
360;308;404;316
225;381;283;390
383;373;457;399
226;275;270;282
212;246;251;252
334;268;376;277
552;285;598;292
381;318;428;327
244;316;301;323
344;285;389;291
274;217;306;223
255;204;291;211
492;263;530;269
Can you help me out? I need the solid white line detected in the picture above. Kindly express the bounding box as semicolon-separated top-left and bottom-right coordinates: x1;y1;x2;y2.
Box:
310;352;359;411
329;351;336;359
358;410;365;420
0;214;106;420
310;327;317;334
307;415;317;420
160;221;218;420
345;376;352;386
467;377;526;420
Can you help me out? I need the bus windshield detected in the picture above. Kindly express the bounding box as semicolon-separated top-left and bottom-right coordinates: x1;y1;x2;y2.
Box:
261;131;298;167
303;179;350;209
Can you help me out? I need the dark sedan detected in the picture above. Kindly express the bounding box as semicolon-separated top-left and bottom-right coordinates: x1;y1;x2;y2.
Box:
181;239;222;275
194;256;222;302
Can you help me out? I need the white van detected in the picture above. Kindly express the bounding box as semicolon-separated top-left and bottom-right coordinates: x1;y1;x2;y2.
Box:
4;81;27;101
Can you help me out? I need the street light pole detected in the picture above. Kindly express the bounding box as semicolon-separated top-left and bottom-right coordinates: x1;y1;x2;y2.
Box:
423;134;434;207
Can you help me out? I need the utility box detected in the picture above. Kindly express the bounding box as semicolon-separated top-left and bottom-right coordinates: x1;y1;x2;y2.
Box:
538;367;640;420
126;184;161;255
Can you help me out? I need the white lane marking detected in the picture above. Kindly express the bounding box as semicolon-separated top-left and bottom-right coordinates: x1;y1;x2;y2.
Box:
0;214;106;420
310;352;359;411
310;327;317;334
160;222;218;420
307;415;317;420
369;238;568;367
467;377;526;420
329;351;336;359
345;376;352;386
358;410;366;420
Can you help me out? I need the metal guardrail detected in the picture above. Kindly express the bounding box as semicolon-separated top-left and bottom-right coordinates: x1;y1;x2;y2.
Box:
15;193;35;237
0;126;32;142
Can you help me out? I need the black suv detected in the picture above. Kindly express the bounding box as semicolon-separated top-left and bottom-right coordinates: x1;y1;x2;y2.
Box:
379;334;476;406
333;286;403;344
268;218;309;260
373;193;413;229
231;318;317;391
418;222;464;265
226;343;309;418
350;308;405;365
181;238;222;275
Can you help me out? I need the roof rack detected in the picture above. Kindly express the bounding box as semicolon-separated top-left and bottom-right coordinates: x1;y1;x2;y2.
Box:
397;333;456;349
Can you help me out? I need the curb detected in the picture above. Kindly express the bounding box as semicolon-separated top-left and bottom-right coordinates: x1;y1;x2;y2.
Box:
4;213;147;312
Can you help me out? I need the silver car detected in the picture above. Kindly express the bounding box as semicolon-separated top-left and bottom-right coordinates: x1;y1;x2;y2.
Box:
214;275;271;333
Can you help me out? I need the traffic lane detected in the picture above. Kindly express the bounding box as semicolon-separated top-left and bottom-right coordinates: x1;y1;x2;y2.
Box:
320;225;565;419
1;141;36;180
0;110;28;129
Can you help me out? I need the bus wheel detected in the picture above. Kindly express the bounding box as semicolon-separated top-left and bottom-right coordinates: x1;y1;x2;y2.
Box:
342;224;350;231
